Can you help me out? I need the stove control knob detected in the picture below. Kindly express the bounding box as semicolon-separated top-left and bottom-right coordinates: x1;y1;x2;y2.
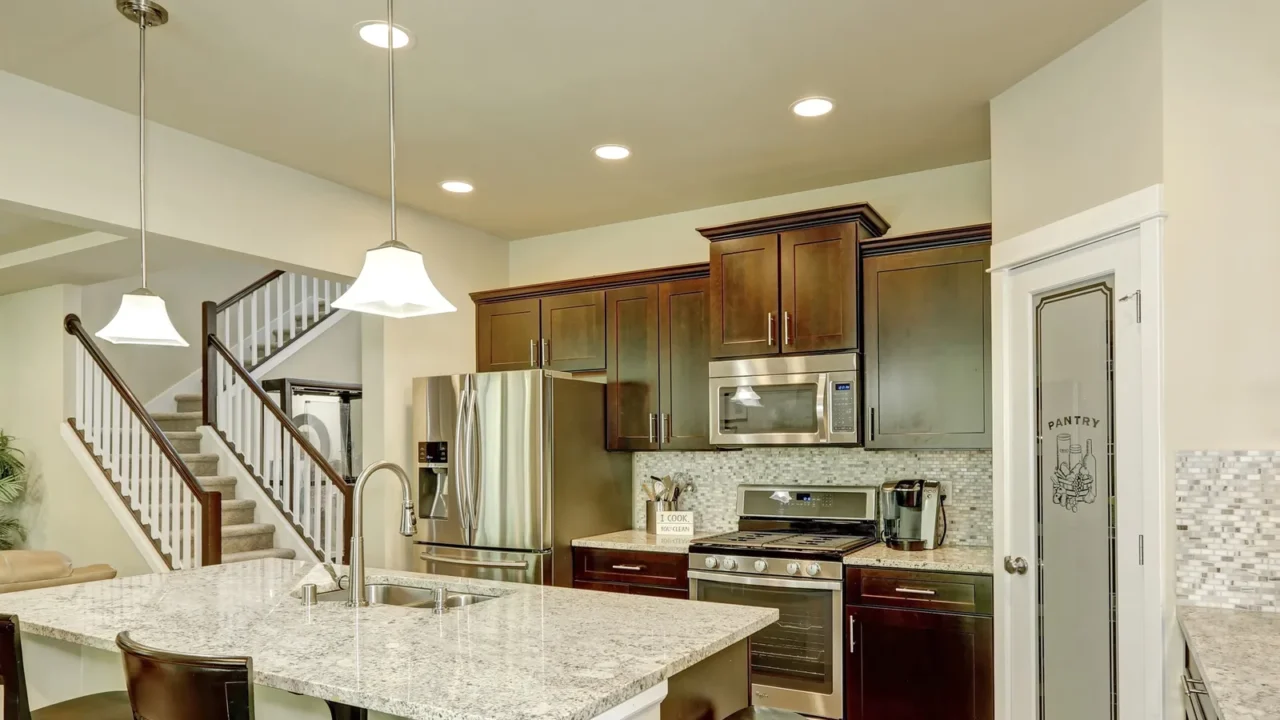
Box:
753;559;769;573
722;557;738;571
785;562;800;576
704;556;719;569
805;562;822;577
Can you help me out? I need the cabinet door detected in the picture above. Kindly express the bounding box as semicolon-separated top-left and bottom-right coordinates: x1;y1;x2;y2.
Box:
606;286;660;451
659;278;711;450
476;298;540;372
846;606;993;720
780;223;859;353
541;290;606;371
863;244;991;449
709;234;780;358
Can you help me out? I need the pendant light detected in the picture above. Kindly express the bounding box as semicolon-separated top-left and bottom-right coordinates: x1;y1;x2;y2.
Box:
333;0;456;319
731;386;762;407
96;0;187;347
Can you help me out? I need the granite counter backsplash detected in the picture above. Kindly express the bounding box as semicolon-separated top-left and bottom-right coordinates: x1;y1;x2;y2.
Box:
633;448;992;547
1177;450;1280;611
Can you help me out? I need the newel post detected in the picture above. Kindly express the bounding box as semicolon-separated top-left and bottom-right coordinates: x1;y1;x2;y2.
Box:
201;301;217;427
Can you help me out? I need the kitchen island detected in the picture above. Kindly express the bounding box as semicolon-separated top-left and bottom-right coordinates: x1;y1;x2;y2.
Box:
0;558;776;720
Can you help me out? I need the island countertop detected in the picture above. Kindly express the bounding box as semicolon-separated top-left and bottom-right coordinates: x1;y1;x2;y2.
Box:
0;558;776;720
1180;606;1280;719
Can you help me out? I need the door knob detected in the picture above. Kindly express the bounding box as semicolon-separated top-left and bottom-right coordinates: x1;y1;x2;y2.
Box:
1003;556;1029;575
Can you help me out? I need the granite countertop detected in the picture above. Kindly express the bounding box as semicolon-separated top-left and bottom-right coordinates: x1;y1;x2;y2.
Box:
572;530;712;554
0;558;776;720
1180;606;1280;719
844;544;994;574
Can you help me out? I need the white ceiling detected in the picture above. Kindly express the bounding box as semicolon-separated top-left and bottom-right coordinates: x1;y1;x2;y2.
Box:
0;0;1142;239
0;208;87;254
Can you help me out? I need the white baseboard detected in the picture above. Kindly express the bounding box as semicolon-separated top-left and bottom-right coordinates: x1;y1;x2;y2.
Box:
198;426;317;562
59;422;169;574
145;309;350;413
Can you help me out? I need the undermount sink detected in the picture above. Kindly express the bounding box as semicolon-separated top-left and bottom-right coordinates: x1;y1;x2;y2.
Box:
315;584;497;609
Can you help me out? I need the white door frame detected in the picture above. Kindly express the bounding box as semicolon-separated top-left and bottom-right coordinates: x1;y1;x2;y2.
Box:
991;185;1167;720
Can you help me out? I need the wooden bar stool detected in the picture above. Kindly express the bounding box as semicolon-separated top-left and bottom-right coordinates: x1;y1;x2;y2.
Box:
116;631;254;720
0;614;132;720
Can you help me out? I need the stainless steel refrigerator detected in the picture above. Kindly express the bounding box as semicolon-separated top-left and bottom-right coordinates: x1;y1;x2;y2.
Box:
411;370;632;587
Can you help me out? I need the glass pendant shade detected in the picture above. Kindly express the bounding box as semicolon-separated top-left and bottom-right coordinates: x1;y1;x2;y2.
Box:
96;289;188;347
333;241;456;318
731;385;762;407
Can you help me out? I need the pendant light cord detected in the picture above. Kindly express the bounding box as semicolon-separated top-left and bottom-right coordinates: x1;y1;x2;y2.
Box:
137;7;148;289
386;0;398;245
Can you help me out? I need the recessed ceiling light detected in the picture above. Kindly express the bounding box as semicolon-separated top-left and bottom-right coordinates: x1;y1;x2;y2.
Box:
356;21;412;49
791;97;834;117
440;181;474;194
593;144;631;160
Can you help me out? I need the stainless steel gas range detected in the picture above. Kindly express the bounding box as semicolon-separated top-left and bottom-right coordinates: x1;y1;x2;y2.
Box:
689;485;879;719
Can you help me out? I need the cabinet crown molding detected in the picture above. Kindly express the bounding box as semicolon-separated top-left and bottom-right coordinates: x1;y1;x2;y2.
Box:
697;202;890;242
471;262;709;304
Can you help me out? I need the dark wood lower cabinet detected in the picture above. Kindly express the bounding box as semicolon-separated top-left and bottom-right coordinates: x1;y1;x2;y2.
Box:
572;547;690;599
845;604;993;720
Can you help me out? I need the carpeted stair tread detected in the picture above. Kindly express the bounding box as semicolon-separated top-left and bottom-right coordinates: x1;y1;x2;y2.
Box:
221;522;275;537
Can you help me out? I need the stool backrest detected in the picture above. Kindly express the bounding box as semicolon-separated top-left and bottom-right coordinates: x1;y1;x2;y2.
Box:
116;631;254;720
0;614;33;720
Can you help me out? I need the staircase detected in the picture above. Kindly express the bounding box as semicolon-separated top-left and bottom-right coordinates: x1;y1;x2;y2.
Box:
152;394;295;564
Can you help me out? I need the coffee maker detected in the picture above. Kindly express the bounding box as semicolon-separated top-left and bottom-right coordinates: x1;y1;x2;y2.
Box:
880;480;943;551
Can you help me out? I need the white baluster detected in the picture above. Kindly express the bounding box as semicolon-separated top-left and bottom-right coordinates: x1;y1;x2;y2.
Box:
324;279;331;310
128;412;137;500
139;429;150;512
275;275;284;350
312;276;319;323
194;500;203;567
221;310;229;347
149;442;160;534
328;487;338;563
75;344;84;429
288;273;298;343
251;289;259;367
237;301;245;365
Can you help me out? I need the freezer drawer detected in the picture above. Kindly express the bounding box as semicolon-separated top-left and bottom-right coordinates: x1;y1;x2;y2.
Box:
419;545;551;585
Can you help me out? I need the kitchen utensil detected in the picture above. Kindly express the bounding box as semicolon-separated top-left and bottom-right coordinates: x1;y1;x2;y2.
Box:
643;482;657;501
653;479;666;500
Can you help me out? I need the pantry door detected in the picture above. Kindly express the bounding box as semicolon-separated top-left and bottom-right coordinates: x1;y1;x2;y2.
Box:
995;206;1160;720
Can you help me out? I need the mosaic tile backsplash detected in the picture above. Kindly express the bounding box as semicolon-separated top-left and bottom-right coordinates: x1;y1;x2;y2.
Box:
633;448;993;547
1176;450;1280;611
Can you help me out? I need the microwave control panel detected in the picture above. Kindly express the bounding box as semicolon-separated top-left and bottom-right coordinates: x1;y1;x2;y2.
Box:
829;382;857;433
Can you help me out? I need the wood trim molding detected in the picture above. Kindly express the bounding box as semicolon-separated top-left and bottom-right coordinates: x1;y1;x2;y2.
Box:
471;263;709;304
696;202;890;241
859;223;993;256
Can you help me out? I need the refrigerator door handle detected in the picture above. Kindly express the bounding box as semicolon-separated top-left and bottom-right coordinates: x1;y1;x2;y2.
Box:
455;381;472;542
467;383;482;537
421;553;529;570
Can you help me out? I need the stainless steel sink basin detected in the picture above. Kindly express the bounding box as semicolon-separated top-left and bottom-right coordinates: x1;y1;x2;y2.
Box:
314;584;497;609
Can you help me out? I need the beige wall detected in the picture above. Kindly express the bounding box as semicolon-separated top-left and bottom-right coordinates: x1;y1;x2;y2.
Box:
1161;0;1280;452
508;161;991;285
261;313;362;386
990;0;1163;243
0;285;150;575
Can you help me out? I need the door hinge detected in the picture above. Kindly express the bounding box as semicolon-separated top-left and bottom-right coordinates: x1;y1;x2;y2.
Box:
1119;289;1142;323
1139;534;1145;566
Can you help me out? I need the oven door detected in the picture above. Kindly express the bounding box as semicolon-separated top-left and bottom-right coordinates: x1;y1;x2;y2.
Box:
689;570;843;719
710;372;828;445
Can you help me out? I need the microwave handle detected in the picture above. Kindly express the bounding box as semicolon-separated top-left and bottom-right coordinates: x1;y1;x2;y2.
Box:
816;374;829;443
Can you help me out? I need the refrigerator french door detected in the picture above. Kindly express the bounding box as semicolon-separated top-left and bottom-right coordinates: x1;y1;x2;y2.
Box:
689;570;844;718
412;370;630;586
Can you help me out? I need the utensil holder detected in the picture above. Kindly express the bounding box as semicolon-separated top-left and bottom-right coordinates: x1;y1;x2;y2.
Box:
646;501;678;534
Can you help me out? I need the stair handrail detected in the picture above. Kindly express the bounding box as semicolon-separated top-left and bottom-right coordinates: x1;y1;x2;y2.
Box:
64;314;222;566
201;302;354;562
216;270;284;312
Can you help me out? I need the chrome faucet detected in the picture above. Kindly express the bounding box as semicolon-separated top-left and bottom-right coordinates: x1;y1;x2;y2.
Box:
348;461;418;607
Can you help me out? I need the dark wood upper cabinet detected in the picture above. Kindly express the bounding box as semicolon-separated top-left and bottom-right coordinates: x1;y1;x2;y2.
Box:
708;234;780;358
863;239;991;449
701;203;888;360
846;604;993;720
476;298;540;372
781;223;860;353
659;278;710;450
606;285;660;451
540;290;606;372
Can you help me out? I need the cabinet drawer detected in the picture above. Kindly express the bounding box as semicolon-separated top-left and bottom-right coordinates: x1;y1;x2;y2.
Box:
574;548;689;590
574;580;689;600
847;568;992;616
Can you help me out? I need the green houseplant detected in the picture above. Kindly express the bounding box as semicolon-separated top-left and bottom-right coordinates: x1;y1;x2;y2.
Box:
0;430;29;550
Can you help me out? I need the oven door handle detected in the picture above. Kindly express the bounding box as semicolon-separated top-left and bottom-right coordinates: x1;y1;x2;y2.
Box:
688;570;841;591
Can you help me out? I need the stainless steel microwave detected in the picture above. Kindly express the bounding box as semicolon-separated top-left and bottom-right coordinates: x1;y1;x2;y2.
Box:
708;353;860;446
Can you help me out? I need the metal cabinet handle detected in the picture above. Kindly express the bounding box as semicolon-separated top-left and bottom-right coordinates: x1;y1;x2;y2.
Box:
612;564;645;572
783;311;792;345
529;339;537;368
540;338;549;367
1004;556;1029;575
895;587;937;596
1181;674;1208;696
648;413;657;443
869;407;875;441
848;616;856;653
660;413;671;444
1182;675;1209;720
766;312;774;346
